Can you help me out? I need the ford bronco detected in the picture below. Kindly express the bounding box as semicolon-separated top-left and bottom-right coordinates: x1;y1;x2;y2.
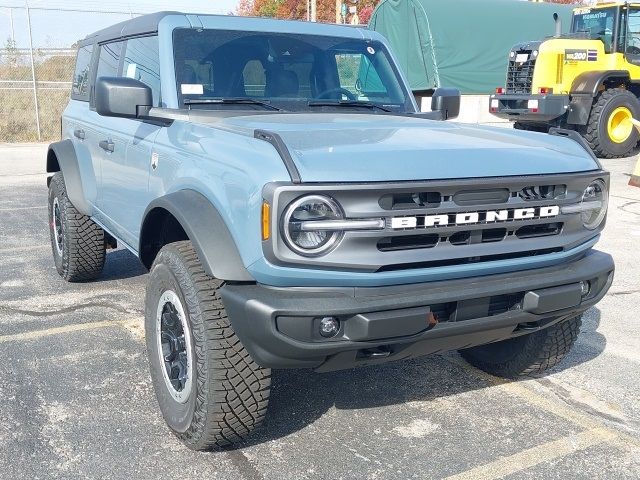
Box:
47;12;614;450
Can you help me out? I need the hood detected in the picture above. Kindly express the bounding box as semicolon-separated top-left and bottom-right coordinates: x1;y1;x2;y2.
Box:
213;114;599;183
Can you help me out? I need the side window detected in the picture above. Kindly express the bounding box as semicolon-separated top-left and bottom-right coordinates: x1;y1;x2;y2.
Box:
626;9;640;57
96;41;124;80
71;44;94;100
122;36;162;106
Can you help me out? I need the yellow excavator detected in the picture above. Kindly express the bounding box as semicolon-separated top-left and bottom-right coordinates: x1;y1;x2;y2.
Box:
491;2;640;158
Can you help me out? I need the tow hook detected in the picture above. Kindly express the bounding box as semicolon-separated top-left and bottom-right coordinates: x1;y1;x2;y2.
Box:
358;346;392;359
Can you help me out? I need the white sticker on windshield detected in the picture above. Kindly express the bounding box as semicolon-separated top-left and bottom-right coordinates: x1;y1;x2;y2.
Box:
125;63;137;78
181;84;204;95
367;46;375;55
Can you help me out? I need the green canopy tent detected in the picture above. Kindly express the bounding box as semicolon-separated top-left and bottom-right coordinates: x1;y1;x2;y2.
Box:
369;0;573;94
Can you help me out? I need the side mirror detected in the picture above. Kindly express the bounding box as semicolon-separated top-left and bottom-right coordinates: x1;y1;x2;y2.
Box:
95;77;152;119
430;87;460;120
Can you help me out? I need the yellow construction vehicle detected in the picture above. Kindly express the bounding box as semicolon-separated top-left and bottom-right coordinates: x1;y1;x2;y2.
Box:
490;2;640;158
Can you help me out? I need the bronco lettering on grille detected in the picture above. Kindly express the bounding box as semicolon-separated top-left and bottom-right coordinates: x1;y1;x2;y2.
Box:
390;206;560;229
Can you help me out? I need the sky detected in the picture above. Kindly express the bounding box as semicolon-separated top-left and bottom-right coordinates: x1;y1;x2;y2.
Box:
0;0;240;48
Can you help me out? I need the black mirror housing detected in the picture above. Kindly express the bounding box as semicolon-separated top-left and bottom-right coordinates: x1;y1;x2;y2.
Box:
430;87;460;120
95;76;152;119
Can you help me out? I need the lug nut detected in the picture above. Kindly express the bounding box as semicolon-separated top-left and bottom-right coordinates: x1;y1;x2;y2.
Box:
319;317;340;338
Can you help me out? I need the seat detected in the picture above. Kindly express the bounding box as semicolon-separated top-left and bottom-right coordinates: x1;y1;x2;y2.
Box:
266;69;299;97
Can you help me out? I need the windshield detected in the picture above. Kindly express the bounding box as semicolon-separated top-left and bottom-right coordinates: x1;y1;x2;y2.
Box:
571;7;616;53
172;28;413;113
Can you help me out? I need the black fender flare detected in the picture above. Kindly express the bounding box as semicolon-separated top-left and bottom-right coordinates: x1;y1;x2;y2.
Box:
141;190;254;282
567;71;632;125
570;70;630;96
46;139;92;215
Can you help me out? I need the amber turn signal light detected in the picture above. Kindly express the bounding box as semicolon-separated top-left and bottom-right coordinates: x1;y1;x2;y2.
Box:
261;201;271;241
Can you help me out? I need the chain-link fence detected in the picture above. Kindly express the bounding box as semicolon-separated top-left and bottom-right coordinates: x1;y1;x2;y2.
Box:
0;46;75;141
0;4;149;142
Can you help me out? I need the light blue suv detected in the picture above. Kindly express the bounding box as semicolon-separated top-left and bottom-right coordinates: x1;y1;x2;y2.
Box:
47;12;614;449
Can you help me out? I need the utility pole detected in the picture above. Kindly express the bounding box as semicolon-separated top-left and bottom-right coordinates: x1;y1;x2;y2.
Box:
311;0;317;22
25;1;41;141
336;0;341;24
9;8;14;42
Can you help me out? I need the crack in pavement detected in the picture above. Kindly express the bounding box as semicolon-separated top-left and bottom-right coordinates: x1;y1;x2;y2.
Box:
535;377;632;429
618;200;640;216
608;289;640;296
0;301;143;318
222;448;265;480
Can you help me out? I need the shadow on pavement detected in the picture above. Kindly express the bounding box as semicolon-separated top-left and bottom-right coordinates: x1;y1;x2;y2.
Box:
237;308;605;448
98;248;148;281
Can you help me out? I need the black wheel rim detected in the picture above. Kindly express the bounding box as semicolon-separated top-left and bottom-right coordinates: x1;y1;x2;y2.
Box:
52;197;63;256
156;290;192;403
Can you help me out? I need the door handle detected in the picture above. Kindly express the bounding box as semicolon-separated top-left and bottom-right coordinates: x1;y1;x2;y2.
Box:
99;139;114;152
73;129;85;140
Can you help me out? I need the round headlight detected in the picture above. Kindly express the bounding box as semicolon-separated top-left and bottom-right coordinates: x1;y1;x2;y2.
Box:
283;195;344;256
509;51;515;58
581;179;608;230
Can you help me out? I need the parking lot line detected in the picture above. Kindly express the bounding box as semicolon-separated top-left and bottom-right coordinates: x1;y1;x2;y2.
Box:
0;318;134;343
0;244;50;253
446;356;640;450
443;427;617;480
0;206;47;211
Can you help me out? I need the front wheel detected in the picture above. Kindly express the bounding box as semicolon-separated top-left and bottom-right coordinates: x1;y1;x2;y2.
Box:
145;241;271;450
584;87;640;158
459;316;582;378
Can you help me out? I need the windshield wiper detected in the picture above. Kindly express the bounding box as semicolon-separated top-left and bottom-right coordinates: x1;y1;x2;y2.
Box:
307;100;393;112
183;97;283;111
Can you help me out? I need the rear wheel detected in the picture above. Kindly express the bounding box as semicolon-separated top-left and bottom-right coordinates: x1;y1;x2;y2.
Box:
584;87;640;158
459;316;582;378
145;241;271;450
48;172;106;282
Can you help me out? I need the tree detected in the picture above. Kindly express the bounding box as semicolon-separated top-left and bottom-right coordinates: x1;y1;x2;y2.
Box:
236;0;380;24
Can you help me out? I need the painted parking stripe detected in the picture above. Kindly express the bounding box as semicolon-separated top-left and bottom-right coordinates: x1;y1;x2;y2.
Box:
0;318;137;343
443;427;617;480
446;355;640;450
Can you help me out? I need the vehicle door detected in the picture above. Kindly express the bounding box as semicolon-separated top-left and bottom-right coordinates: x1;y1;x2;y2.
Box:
90;36;163;249
621;6;640;67
64;44;101;208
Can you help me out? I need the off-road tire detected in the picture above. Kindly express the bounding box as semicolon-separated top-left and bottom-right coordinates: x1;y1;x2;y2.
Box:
145;241;271;450
48;172;106;282
459;316;582;378
514;121;549;133
584;87;640;158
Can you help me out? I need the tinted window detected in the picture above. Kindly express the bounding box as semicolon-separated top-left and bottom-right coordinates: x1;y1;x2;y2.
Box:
624;9;640;56
172;29;411;112
122;36;161;106
96;41;124;80
572;7;616;53
72;44;93;99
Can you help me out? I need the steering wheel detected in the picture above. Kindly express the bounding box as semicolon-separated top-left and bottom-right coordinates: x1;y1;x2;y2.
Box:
315;87;356;101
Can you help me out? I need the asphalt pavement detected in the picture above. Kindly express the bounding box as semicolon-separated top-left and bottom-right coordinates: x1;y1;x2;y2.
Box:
1;143;639;480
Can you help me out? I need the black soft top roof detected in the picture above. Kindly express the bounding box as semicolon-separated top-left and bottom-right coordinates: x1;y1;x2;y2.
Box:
79;11;179;46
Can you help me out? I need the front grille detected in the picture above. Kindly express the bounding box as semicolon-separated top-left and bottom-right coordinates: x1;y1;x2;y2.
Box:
267;172;603;273
506;50;536;94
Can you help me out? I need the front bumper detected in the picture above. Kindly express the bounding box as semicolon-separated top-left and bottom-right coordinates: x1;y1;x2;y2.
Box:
490;93;569;122
221;250;614;372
